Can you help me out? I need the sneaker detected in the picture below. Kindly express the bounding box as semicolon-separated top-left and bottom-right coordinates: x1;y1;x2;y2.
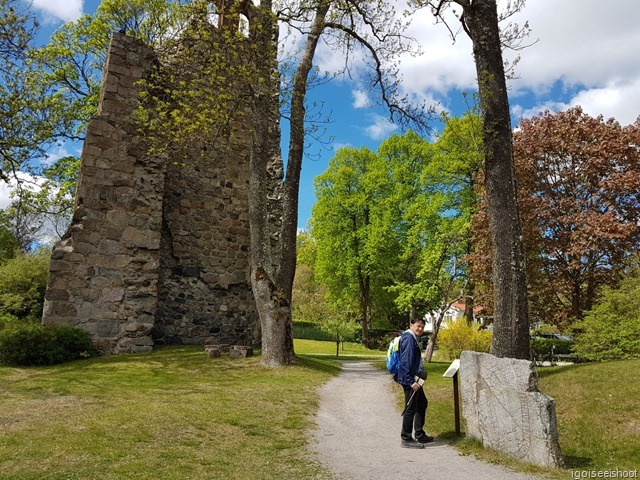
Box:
401;439;425;449
416;435;434;444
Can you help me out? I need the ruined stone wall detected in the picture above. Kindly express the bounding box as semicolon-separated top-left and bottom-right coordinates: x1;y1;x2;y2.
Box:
42;32;259;353
153;123;259;347
42;33;164;353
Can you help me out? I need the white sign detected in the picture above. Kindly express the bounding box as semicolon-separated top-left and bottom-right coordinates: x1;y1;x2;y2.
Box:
443;359;460;378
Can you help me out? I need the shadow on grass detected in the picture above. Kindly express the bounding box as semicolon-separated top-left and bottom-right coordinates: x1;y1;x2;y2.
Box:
294;355;342;375
563;455;593;469
437;430;465;442
535;362;593;379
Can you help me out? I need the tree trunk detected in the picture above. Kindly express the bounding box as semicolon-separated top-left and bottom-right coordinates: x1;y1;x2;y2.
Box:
248;1;330;366
424;309;445;363
571;279;582;321
357;268;371;346
460;0;530;359
248;2;294;366
464;292;474;326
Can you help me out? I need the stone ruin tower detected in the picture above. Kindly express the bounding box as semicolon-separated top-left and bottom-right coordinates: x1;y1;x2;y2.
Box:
42;32;260;354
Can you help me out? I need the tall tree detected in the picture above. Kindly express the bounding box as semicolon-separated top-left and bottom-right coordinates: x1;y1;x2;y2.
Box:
312;124;478;349
515;107;640;325
312;146;383;345
386;119;480;361
417;0;531;359
140;1;429;365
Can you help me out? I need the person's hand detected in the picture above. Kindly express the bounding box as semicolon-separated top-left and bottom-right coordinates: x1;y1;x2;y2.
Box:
411;382;421;392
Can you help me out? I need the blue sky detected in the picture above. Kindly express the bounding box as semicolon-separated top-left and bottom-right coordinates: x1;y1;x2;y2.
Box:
11;0;640;230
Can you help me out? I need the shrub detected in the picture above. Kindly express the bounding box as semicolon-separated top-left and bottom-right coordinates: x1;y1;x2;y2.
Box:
0;313;21;331
0;250;50;318
572;265;640;361
437;318;492;360
292;321;334;341
530;337;574;363
0;323;99;366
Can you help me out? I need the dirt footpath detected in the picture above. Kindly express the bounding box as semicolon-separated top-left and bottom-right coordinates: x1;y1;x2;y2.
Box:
311;361;543;480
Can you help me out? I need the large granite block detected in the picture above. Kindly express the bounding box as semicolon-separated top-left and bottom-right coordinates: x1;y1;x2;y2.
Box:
460;351;563;468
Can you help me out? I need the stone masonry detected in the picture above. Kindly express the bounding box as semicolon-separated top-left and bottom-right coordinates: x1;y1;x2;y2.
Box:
460;351;564;468
42;32;259;354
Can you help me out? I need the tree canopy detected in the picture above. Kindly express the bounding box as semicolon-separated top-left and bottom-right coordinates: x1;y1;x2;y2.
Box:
472;107;640;327
310;119;480;347
516;107;640;325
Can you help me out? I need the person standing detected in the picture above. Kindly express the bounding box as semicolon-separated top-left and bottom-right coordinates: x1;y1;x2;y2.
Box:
394;317;433;449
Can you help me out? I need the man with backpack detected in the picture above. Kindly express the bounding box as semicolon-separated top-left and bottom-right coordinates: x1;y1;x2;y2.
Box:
394;317;433;449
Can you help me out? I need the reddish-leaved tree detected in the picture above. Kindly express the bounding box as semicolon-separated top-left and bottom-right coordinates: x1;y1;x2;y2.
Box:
472;107;640;327
516;107;640;325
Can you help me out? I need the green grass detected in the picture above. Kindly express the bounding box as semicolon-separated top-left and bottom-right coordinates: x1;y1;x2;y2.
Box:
1;341;638;479
538;360;640;472
294;338;383;357
0;345;338;480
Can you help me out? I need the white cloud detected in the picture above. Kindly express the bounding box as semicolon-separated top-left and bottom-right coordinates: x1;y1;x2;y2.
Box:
512;79;640;126
43;143;74;166
352;90;369;109
364;114;398;140
399;11;476;96
0;183;12;209
504;0;640;92
395;0;640;125
569;80;640;125
31;0;83;23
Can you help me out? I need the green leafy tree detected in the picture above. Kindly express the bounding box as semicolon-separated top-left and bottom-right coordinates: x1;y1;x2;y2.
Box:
312;146;388;345
0;250;50;319
572;262;640;361
292;232;332;325
385;117;480;361
0;211;20;260
312;122;479;352
0;0;54;182
318;312;361;357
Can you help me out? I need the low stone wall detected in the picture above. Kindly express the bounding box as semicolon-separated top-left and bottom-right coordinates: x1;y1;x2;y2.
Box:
460;351;564;468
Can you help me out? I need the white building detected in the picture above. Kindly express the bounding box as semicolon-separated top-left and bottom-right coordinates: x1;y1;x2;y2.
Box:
423;301;487;333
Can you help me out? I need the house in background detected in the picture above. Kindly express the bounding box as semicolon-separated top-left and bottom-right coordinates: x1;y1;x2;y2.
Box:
423;301;488;333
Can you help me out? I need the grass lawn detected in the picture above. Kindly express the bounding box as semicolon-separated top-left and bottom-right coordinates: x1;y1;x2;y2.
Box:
0;345;339;480
538;360;640;473
1;341;638;479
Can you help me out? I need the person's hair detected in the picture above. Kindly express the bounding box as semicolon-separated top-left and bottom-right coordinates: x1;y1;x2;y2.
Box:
410;317;426;325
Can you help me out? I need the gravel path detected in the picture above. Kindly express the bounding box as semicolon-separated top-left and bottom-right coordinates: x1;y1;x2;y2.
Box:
311;361;543;480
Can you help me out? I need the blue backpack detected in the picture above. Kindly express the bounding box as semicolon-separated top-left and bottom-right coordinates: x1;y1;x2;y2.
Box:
386;336;401;374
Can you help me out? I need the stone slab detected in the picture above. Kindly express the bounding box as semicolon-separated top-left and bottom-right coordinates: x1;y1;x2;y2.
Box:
460;351;563;468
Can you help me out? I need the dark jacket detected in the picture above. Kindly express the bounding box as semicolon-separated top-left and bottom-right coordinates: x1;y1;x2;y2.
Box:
394;330;422;386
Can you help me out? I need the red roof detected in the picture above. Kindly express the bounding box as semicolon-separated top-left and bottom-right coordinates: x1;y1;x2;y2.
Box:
450;301;485;314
